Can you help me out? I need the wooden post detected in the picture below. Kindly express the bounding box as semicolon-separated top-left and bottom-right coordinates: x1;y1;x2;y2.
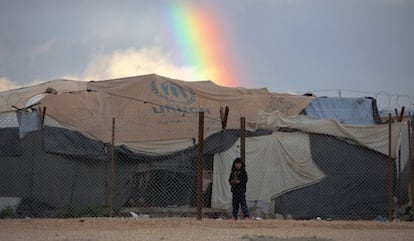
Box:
396;107;405;209
108;117;116;217
394;108;399;122
224;106;229;130
398;106;405;122
41;106;47;128
196;112;204;220
220;106;229;130
387;113;393;221
240;117;246;164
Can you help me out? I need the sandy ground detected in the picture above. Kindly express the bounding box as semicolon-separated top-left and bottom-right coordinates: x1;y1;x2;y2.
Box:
0;217;413;241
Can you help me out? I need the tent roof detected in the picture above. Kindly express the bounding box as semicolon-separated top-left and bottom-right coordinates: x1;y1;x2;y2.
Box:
0;79;87;113
36;74;314;144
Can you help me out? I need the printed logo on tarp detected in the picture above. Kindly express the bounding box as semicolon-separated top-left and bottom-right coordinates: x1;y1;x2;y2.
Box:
151;80;210;114
151;80;196;104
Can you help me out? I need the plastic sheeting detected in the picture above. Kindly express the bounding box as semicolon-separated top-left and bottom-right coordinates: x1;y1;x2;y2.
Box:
212;132;325;209
304;97;379;125
16;111;41;138
0;125;272;216
0;128;21;156
43;126;108;160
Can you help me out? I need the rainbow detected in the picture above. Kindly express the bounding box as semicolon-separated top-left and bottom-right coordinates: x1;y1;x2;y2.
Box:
169;3;239;87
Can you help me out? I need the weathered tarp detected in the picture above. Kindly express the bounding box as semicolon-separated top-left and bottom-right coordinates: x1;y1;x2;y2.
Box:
272;133;394;220
211;132;326;209
257;110;404;158
0;125;272;217
0;79;87;113
38;74;314;146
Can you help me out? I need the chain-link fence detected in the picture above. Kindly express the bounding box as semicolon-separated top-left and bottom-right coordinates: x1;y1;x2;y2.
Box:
0;109;413;221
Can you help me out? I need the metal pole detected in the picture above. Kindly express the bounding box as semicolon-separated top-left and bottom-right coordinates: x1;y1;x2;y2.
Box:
196;112;204;220
240;117;246;164
398;149;401;208
387;113;393;221
408;120;413;215
109;117;115;217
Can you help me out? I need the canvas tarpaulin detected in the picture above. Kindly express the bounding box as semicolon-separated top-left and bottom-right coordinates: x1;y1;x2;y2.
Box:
211;132;325;209
39;74;314;148
257;110;404;158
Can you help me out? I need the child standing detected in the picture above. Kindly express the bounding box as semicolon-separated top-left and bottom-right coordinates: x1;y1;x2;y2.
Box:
228;157;249;220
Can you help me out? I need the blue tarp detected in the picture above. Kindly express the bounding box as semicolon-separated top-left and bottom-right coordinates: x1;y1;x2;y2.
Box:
304;97;380;125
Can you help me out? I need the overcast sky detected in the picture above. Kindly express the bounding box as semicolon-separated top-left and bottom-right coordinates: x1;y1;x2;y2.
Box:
0;0;413;109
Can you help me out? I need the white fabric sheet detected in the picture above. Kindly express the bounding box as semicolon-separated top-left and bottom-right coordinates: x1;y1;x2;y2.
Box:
212;132;325;209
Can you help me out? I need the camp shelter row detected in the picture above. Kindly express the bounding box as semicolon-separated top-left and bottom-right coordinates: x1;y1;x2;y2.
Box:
0;74;412;219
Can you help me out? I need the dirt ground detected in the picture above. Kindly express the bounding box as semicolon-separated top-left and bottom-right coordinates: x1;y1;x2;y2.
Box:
0;217;413;241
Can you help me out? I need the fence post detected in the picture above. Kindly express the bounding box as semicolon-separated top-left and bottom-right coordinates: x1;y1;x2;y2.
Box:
41;106;47;128
240;117;246;164
397;148;401;209
108;117;116;217
396;107;405;208
197;111;204;220
387;113;393;221
408;119;413;215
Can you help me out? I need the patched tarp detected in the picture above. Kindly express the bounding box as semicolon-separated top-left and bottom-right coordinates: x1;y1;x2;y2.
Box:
211;132;326;209
38;74;314;145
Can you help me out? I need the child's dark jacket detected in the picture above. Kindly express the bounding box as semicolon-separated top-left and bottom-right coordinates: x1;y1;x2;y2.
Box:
228;168;248;193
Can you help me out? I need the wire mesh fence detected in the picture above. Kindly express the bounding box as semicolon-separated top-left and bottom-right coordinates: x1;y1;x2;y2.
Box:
0;109;413;221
